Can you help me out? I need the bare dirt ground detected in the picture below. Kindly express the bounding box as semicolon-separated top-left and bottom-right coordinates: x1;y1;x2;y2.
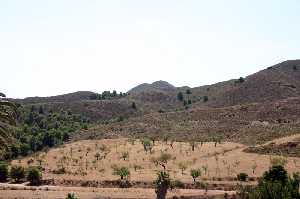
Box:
0;183;234;199
8;134;300;198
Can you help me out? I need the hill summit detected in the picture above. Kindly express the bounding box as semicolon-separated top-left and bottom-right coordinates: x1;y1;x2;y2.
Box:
128;80;176;94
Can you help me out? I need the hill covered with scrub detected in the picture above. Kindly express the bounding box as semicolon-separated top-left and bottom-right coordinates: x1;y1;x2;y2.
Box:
2;59;300;159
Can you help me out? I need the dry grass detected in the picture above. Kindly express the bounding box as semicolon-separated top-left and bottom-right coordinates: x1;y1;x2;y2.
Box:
12;135;300;183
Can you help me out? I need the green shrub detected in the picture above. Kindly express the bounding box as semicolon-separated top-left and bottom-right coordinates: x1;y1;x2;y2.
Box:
190;169;201;183
186;89;192;95
0;162;8;182
27;167;42;185
238;165;300;199
10;165;25;182
177;92;184;101
112;166;130;180
237;173;248;182
141;138;153;153
66;193;78;199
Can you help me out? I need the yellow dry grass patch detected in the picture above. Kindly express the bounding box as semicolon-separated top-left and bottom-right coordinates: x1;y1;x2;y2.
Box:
12;137;300;183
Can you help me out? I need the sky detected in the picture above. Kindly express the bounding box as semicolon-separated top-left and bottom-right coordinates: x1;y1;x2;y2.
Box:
1;0;300;98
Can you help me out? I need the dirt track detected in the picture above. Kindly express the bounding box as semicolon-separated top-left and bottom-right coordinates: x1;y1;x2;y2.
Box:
0;183;234;199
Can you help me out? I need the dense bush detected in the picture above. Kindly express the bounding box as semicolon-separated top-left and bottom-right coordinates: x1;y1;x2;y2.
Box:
0;162;8;182
10;165;25;182
238;165;300;199
27;166;42;185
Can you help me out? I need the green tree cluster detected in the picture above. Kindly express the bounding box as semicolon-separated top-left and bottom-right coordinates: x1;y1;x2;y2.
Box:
5;105;90;159
239;165;300;199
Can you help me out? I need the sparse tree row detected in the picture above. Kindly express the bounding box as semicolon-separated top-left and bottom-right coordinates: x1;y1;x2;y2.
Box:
89;90;128;100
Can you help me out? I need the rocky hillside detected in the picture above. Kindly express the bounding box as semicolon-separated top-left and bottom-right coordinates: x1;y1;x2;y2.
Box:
75;96;300;145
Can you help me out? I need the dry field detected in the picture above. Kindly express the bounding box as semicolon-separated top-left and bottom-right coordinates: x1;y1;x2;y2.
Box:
12;135;300;182
8;134;300;198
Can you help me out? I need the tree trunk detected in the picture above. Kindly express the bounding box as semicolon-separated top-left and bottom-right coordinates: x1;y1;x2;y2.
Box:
156;184;168;199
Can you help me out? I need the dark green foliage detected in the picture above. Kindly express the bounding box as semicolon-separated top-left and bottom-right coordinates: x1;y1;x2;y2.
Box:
131;102;136;109
27;166;42;185
235;77;245;84
10;165;25;182
155;171;172;199
0;162;8;182
89;91;126;100
66;193;78;199
112;166;130;180
239;165;300;199
38;106;44;114
190;169;201;183
263;165;288;184
112;90;117;97
117;116;124;122
237;173;248;182
3;106;89;160
186;89;192;95
177;92;184;101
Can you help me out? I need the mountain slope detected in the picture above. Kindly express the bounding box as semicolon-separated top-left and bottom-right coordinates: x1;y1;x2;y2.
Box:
14;91;96;104
208;60;300;107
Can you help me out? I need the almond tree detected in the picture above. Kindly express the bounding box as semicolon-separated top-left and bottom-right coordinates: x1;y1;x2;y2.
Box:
112;166;130;180
155;171;172;199
190;168;201;183
141;138;153;153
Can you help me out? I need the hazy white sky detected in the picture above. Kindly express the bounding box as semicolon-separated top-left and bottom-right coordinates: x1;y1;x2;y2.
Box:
1;0;300;98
